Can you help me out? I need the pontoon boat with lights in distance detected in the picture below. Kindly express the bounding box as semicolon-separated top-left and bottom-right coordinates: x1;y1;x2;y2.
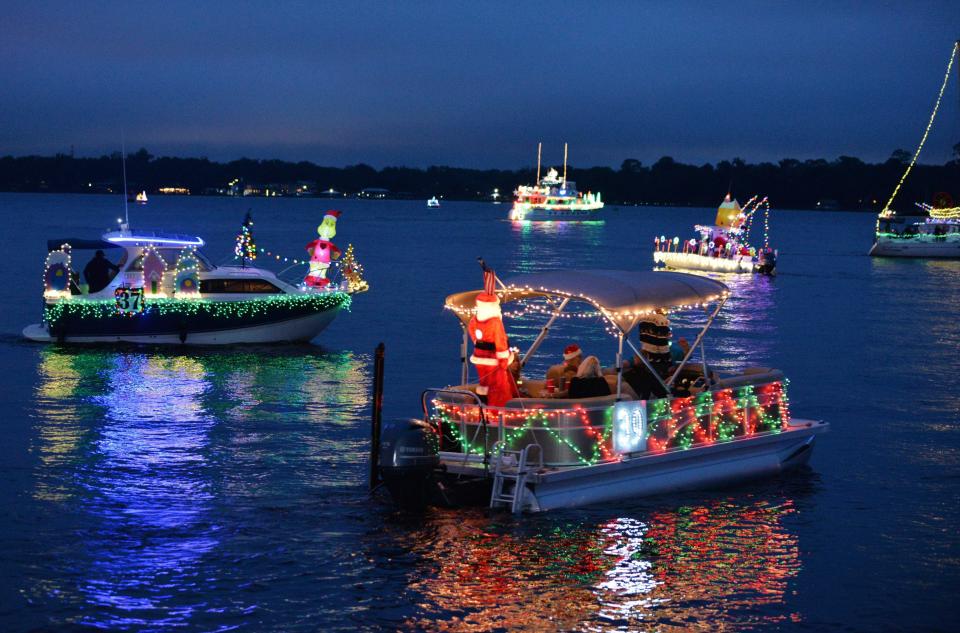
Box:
23;228;363;345
375;270;826;512
508;143;603;222
654;195;777;275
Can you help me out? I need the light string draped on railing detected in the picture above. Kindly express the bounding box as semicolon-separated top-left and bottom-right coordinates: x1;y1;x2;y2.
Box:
430;380;790;465
882;42;958;217
256;247;310;266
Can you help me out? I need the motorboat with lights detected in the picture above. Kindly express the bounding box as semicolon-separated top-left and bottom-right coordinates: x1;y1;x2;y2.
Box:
654;194;777;275
508;143;603;222
427;196;441;208
374;269;826;513
23;227;364;345
870;204;960;257
869;41;960;258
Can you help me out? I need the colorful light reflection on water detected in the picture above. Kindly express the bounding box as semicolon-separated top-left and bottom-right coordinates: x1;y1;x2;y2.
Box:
2;195;958;631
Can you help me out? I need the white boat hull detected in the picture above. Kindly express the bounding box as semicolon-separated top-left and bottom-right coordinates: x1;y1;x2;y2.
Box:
523;421;824;511
437;420;825;512
654;251;755;274
869;235;960;258
22;308;341;345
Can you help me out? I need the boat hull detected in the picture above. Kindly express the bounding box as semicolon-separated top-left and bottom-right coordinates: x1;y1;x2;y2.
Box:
22;296;346;345
525;421;822;511
431;420;826;512
509;205;603;222
654;251;755;274
869;235;960;258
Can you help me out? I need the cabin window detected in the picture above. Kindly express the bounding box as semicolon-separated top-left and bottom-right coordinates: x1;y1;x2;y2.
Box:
200;278;283;293
126;249;212;272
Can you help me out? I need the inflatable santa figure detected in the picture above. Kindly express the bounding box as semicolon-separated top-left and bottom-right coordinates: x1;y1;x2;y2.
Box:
305;210;342;288
468;266;519;407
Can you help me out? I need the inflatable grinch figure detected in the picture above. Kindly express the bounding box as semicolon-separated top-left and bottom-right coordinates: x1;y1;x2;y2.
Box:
305;210;342;288
468;264;519;407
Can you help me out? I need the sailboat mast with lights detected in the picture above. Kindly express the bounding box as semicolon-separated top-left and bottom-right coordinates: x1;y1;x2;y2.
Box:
870;40;960;257
508;142;604;222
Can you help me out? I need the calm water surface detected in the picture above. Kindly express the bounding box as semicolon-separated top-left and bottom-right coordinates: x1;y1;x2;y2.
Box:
0;193;957;631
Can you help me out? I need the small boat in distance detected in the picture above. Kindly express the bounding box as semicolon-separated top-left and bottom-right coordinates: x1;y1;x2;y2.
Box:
374;269;826;513
870;41;960;258
127;190;148;204
23;225;362;345
654;194;777;275
427;196;441;208
508;143;603;222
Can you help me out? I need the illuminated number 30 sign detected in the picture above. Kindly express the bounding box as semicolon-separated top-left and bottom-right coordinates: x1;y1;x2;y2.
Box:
613;401;647;454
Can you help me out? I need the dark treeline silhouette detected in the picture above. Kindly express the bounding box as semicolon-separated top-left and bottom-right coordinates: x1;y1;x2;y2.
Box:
2;146;959;210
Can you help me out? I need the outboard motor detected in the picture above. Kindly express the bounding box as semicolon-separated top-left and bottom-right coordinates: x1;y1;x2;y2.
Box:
378;418;441;510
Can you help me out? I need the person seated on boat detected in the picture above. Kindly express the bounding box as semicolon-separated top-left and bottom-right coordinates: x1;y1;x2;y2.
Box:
83;250;120;293
567;356;612;399
545;344;582;392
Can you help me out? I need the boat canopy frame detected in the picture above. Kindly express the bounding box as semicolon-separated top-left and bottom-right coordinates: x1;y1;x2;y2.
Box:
445;270;730;400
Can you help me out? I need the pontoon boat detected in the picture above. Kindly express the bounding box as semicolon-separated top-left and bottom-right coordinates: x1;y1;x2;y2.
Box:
376;270;826;512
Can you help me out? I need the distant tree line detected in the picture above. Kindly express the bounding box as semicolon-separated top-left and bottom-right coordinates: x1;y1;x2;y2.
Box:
1;145;959;211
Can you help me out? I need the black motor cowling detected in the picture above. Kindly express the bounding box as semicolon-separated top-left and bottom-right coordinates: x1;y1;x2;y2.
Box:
378;418;441;510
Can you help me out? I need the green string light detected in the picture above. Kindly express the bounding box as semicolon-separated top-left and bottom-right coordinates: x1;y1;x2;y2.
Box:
44;292;351;328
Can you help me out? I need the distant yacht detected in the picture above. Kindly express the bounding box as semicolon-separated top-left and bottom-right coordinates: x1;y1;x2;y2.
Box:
508;143;603;222
129;190;148;204
427;196;441;208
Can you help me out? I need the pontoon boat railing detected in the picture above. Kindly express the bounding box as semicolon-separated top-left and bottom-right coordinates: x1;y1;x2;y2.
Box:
427;380;791;468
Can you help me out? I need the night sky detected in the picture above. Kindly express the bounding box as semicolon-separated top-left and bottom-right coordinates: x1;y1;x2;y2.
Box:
2;1;958;168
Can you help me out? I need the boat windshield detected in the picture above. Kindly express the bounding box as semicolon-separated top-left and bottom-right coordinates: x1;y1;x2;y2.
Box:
126;248;214;272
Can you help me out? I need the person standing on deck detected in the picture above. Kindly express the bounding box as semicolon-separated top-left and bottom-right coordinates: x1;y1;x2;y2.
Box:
83;250;120;293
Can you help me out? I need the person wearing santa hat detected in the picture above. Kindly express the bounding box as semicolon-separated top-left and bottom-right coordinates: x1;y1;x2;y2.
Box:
468;267;519;407
545;343;583;391
305;210;342;288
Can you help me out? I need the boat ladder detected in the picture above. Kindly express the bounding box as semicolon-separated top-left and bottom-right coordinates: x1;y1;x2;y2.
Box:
489;442;542;513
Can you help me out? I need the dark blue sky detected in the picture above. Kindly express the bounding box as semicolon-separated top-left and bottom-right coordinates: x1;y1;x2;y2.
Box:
2;1;958;168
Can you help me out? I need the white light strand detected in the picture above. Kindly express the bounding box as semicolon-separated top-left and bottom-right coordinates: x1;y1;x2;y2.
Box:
882;42;958;217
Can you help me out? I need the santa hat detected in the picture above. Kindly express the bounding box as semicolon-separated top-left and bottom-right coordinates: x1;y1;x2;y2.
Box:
474;291;501;321
563;344;582;360
324;210;342;221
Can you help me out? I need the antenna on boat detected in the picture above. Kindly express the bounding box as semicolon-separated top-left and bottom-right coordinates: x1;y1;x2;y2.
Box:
562;142;568;185
536;141;542;183
120;136;130;230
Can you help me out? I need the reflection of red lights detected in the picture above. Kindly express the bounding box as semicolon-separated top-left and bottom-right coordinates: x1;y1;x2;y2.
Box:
401;497;802;630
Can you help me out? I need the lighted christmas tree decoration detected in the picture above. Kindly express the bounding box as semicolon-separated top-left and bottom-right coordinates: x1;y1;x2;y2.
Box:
235;210;257;266
337;244;369;293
